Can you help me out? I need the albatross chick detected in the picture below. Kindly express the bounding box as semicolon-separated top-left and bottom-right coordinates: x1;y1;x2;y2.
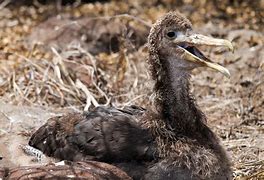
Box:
29;11;233;180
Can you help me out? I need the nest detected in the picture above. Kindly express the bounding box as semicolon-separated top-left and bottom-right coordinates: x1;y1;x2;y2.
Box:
0;0;263;179
2;161;131;179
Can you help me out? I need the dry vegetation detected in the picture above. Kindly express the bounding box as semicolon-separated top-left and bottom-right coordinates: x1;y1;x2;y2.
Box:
0;0;263;179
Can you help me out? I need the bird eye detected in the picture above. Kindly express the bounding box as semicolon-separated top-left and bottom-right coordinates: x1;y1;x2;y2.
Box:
167;31;177;38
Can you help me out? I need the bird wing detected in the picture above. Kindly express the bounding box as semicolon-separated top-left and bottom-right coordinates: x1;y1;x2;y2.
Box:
29;106;156;163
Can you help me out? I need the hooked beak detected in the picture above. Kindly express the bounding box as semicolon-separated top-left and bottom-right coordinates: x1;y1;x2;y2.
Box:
174;33;233;78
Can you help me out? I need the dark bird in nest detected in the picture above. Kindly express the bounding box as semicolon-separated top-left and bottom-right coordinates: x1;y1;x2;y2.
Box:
29;11;233;180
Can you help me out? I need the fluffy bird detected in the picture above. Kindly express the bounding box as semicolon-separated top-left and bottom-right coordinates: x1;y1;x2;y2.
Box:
29;11;233;180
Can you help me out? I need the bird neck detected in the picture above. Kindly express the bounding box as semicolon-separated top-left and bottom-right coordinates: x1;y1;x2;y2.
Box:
153;56;205;136
148;55;231;173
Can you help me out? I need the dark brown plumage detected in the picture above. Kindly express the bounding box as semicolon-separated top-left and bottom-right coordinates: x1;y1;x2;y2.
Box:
1;161;131;180
29;11;233;179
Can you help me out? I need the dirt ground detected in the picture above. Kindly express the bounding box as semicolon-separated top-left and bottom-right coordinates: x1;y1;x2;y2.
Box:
0;0;263;179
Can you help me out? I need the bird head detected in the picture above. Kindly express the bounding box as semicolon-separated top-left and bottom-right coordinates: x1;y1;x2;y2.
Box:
148;11;233;78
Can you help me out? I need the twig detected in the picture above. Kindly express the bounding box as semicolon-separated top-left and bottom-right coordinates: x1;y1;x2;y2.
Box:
76;79;99;111
55;13;152;31
0;0;11;10
0;109;14;132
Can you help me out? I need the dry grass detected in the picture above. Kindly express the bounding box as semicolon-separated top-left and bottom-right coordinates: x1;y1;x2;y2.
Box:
0;0;263;179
